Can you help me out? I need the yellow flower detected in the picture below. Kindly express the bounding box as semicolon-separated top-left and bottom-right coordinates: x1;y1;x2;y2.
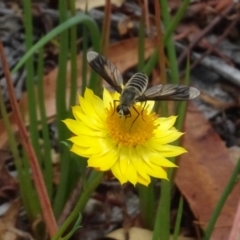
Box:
63;88;186;186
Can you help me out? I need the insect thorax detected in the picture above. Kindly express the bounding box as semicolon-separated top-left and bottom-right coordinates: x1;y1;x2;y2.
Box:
120;87;139;106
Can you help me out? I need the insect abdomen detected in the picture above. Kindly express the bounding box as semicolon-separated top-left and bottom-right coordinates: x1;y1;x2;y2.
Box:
125;72;148;94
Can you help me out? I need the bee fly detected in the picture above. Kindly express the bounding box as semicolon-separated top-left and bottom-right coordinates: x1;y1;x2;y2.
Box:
87;51;200;123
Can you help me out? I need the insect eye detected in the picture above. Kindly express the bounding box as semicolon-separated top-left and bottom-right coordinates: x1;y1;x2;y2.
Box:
116;105;124;116
123;106;131;117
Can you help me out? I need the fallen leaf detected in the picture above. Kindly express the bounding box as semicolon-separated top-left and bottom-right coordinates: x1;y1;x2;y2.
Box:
175;103;240;240
0;158;18;199
106;227;196;240
0;199;20;240
76;0;125;11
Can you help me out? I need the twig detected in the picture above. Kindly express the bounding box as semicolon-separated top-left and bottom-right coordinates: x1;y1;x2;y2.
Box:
177;2;236;65
0;41;58;237
180;12;239;78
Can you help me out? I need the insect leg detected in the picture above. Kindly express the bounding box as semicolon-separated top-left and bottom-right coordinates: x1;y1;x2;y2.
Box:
140;102;147;122
111;100;119;116
129;106;140;131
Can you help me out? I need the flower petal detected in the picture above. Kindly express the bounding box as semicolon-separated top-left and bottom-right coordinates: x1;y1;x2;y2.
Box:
111;161;128;184
67;121;107;137
103;88;114;109
147;143;187;157
88;151;118;170
129;148;150;181
63;119;83;135
125;161;138;185
87;138;116;156
155;116;177;130
119;146;129;176
69;135;98;147
144;161;168;179
85;90;106;121
154;130;183;144
145;100;155;113
137;174;151;186
72;106;84;121
135;146;168;179
70;144;91;158
147;151;177;167
73;110;105;130
79;95;99;118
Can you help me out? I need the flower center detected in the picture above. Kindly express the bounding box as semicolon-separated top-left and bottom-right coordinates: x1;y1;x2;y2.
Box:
106;103;158;147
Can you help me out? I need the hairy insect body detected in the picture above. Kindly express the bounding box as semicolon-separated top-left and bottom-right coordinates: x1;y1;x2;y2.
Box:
117;73;148;117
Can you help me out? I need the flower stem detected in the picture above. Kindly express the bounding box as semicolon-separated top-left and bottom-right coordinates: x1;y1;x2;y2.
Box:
51;171;104;240
152;180;171;240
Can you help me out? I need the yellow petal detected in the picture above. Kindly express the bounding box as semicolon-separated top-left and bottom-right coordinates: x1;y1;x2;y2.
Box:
119;146;130;176
103;88;114;109
79;95;98;118
129;148;150;181
84;88;95;98
137;174;151;186
125;161;138;185
113;91;121;101
145;100;155;113
148;143;187;157
156;116;177;130
150;131;183;144
68;121;107;137
147;151;177;167
72;106;84;121
111;161;128;184
135;146;168;179
136;145;177;167
144;161;168;179
73;110;105;130
86;138;116;155
85;90;106;121
69;135;98;147
63;119;83;135
70;144;91;158
88;151;118;170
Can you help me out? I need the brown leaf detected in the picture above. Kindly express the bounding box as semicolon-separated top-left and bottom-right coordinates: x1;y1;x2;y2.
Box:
0;155;18;199
106;227;196;240
0;199;21;240
76;0;125;11
175;103;240;240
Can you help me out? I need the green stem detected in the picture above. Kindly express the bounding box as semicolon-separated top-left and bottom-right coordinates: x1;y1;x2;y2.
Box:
152;180;171;240
137;183;155;229
173;196;183;240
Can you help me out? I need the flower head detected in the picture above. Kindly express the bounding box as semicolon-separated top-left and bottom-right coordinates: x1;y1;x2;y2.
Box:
63;88;186;186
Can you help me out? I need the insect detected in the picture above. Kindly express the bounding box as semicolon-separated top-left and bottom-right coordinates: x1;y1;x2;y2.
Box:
87;51;200;121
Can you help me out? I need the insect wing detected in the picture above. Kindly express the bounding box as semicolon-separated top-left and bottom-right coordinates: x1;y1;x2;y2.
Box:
87;51;123;93
138;84;200;101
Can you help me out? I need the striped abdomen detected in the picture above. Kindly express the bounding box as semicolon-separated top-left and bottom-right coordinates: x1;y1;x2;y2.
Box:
119;73;149;107
124;72;148;94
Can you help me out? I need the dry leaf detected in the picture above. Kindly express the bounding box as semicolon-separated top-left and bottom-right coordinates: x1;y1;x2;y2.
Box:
106;227;196;240
0;199;20;240
175;103;240;240
76;0;125;11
